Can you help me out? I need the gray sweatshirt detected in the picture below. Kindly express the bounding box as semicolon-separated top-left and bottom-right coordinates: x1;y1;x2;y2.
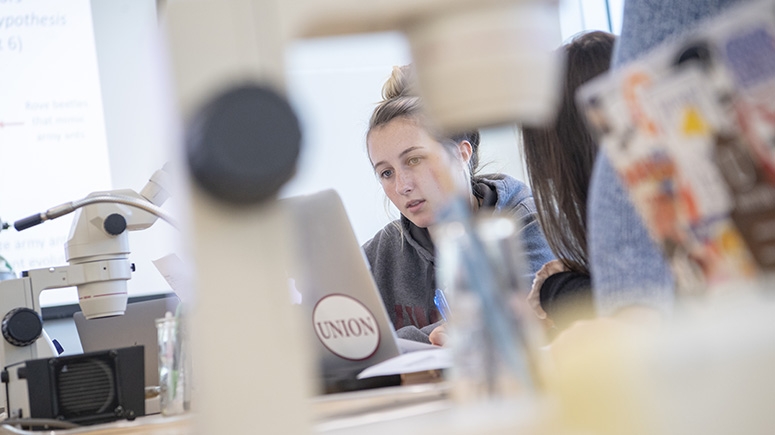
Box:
363;174;554;343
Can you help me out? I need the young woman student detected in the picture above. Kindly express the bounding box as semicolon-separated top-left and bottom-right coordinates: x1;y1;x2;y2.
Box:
362;65;554;345
521;31;616;332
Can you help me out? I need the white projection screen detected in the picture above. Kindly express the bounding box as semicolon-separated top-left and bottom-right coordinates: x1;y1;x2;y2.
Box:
0;0;177;306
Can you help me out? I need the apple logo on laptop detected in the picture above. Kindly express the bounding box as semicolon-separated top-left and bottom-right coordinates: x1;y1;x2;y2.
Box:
312;294;381;361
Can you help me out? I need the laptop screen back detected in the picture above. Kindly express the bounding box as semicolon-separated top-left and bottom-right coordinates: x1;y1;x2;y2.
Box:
284;190;401;382
74;294;180;388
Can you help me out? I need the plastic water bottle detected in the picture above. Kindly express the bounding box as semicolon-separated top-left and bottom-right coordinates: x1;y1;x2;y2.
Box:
432;200;540;402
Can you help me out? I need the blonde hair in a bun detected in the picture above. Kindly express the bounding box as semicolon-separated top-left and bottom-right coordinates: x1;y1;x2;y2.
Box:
381;65;418;100
367;64;481;180
369;65;422;132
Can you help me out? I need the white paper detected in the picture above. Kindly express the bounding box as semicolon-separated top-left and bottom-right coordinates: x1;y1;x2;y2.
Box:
357;348;453;379
152;253;192;302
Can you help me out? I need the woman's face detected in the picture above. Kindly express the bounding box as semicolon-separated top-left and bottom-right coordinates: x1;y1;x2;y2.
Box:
368;117;471;228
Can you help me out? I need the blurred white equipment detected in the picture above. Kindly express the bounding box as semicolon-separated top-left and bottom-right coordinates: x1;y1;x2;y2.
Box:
0;166;174;420
162;1;311;433
161;0;560;433
297;0;563;131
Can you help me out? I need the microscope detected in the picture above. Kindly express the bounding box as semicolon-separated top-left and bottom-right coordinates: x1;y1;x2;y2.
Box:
0;166;174;420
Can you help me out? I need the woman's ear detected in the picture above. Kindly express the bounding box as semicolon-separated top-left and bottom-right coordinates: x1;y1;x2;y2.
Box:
458;140;473;165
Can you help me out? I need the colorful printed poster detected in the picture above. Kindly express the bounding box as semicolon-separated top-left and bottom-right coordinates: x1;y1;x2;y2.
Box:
577;0;775;292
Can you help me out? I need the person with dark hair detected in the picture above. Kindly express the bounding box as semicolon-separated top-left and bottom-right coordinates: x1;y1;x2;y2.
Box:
521;31;616;331
363;65;554;345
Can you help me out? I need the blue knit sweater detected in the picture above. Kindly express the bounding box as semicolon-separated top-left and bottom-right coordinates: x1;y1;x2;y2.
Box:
589;0;750;316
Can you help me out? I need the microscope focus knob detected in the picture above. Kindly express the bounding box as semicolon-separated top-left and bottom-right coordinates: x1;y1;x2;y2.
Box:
104;213;127;236
185;84;301;205
2;307;43;347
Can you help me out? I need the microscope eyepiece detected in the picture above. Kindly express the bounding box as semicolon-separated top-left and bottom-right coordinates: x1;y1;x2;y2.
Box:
14;214;44;232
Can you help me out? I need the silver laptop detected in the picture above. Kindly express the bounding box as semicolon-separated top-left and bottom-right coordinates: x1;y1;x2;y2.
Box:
283;190;405;385
73;294;180;388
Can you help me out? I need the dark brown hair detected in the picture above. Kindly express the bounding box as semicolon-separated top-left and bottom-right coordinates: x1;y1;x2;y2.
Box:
522;31;616;275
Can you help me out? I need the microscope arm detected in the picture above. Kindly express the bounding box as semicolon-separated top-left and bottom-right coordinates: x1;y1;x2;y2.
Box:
14;164;177;233
24;260;133;313
14;194;178;232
